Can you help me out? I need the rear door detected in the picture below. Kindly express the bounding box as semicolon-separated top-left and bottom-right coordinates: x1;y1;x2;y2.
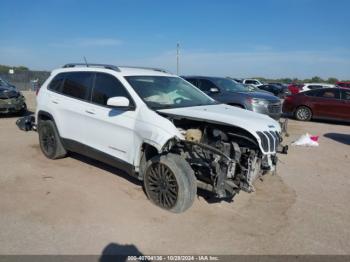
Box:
310;89;342;119
49;72;94;144
84;72;137;164
340;89;350;120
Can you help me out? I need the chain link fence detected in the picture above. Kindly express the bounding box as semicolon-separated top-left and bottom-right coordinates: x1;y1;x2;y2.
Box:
0;71;50;91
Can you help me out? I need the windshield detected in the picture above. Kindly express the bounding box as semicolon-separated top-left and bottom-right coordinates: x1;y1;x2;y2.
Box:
126;76;217;109
0;78;10;87
211;78;249;92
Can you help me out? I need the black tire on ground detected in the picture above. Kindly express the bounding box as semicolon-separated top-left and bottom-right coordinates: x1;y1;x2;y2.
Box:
295;106;312;121
143;153;197;213
38;120;67;159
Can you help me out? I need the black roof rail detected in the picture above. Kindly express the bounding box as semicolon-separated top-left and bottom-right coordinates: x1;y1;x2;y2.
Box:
119;66;170;74
62;63;121;72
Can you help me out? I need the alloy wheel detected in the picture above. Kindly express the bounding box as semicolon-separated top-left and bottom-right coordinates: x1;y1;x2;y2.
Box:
145;163;179;209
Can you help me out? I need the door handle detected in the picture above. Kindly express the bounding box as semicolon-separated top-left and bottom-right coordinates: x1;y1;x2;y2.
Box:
85;110;95;115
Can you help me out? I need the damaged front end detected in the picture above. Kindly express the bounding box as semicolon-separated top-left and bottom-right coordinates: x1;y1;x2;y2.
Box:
161;116;288;200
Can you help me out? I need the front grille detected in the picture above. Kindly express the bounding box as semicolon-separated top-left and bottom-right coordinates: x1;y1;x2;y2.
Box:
268;102;282;114
257;131;269;152
257;131;279;153
264;131;275;152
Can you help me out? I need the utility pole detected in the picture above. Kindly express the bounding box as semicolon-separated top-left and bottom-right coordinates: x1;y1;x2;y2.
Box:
176;42;180;75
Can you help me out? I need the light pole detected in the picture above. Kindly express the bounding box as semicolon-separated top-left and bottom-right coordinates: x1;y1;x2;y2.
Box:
176;42;180;75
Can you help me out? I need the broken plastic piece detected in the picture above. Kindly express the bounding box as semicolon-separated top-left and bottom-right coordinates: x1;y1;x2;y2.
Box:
292;133;319;147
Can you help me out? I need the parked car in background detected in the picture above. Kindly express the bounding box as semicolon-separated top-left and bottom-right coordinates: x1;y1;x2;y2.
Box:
257;84;291;98
242;79;264;87
283;88;350;121
287;83;304;95
300;83;335;92
0;85;27;115
183;76;282;120
336;81;350;88
227;77;273;95
268;82;287;88
0;77;16;90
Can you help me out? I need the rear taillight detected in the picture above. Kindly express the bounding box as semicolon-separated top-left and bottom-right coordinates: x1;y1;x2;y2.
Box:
35;86;41;96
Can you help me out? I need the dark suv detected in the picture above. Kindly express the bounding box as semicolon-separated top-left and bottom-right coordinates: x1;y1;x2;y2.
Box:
183;76;282;120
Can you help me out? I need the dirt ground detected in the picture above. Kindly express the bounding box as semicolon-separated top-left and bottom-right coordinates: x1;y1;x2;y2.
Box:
0;91;349;255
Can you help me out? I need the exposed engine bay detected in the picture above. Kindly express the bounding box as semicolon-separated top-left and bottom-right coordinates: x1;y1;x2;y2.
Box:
161;114;288;200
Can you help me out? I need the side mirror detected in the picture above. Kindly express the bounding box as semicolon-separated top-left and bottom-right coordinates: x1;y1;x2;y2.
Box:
107;96;130;108
209;87;220;93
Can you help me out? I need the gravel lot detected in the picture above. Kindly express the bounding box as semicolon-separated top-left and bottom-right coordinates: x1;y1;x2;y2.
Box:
0;91;349;255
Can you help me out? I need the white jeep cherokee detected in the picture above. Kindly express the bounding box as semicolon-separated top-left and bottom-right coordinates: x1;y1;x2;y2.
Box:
36;63;287;213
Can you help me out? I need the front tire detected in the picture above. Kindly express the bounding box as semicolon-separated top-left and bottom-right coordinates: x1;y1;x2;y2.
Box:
38;120;67;159
143;154;196;213
295;106;312;121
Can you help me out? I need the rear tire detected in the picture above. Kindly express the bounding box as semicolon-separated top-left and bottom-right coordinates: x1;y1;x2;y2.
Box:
38;120;67;159
295;106;312;121
143;153;196;213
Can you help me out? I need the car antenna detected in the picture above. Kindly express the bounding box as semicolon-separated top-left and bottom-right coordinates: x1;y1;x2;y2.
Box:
83;56;89;67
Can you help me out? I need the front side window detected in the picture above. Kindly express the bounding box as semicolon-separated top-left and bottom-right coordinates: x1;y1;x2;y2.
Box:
61;72;93;100
245;80;257;85
125;76;217;109
92;73;130;106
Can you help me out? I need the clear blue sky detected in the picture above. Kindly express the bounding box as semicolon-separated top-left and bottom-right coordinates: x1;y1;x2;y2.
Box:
0;0;349;79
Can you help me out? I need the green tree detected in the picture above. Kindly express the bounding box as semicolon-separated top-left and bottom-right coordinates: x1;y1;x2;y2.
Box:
311;76;324;83
327;77;338;84
17;66;29;71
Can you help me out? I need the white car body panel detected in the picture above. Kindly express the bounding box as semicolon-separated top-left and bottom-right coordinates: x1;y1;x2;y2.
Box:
36;66;280;170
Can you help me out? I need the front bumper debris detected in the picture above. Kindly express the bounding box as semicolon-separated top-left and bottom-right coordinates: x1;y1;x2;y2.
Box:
16;115;36;131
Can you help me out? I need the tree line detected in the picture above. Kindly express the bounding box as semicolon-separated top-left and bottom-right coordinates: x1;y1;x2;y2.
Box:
0;64;348;84
252;76;349;84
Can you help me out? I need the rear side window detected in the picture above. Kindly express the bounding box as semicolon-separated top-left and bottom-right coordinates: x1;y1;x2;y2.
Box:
245;80;257;85
307;89;340;99
91;73;130;106
61;72;93;100
341;90;350;101
307;85;323;90
48;73;65;92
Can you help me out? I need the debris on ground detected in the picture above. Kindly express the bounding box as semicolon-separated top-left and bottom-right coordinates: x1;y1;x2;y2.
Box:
292;133;319;147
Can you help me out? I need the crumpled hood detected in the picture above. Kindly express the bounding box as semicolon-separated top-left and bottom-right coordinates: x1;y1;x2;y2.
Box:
158;104;281;145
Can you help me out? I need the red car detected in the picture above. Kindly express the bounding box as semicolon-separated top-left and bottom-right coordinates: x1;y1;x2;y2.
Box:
283;88;350;121
287;83;304;95
336;81;350;88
